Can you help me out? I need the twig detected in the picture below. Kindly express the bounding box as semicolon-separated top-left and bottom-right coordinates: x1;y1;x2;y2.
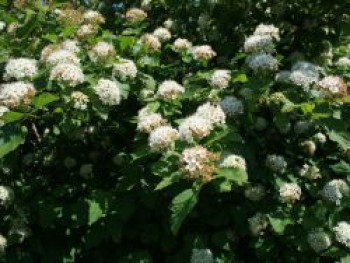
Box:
31;123;41;143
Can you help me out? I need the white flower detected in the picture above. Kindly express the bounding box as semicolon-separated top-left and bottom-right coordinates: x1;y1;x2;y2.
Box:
77;24;97;39
266;154;287;173
137;113;165;133
220;154;246;170
113;59;138;81
173;38;192;52
334;221;350;248
179;115;213;142
322;179;349;205
195;102;226;126
157;80;185;101
299;164;321;180
140;34;161;51
317;76;347;98
0;106;9;127
40;44;59;62
4;58;38;80
163;19;175;29
0;186;14;207
192;45;217;61
292;61;319;72
210;70;231;89
307;231;332;252
148;125;179;152
50;63;84;87
289;69;319;88
246;53;278;72
253;24;280;41
275;70;291;83
125;8;147;22
180;146;217;182
314;132;327;144
244;35;275;53
335;57;350;67
219;96;244;116
244;185;265;201
0;21;6;31
70;91;89;110
301;140;316;156
248;213;268;236
0;234;7;253
83;10;105;24
60;39;80;54
93;79;121;106
191;249;213;263
89;41;116;63
279;183;301;202
46;49;80;67
0;82;36;108
153;27;171;42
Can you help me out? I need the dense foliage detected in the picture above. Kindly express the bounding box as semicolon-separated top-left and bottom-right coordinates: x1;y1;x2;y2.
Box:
0;1;350;262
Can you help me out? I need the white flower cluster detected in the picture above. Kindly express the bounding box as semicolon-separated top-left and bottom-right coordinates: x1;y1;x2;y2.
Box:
140;34;161;51
317;76;347;98
4;58;37;80
149;125;179;151
173;38;192;52
46;49;80;67
266;154;287;173
307;231;332;252
299;164;321;180
0;106;9;126
137;113;165;133
153;27;171;42
0;186;14;207
93;79;121;106
335;57;350;68
70;91;89;110
248;213;268;235
219;154;247;170
219;96;244;116
0;234;7;253
113;59;138;81
195;102;226;126
157;80;185;101
244;185;265;201
180;146;217;182
0;82;36;108
322;179;349;205
210;70;231;89
314;132;327;144
125;8;148;22
192;45;217;61
77;24;97;39
89;41;116;63
179;115;213;142
50;63;85;87
333;221;350;248
245;24;280;72
0;21;5;31
279;183;301;202
60;40;80;54
83;10;105;24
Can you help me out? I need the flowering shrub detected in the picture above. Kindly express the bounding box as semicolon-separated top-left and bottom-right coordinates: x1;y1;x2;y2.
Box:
0;1;350;262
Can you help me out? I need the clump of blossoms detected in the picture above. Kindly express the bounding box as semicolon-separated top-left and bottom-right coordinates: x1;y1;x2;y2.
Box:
137;113;165;133
89;42;116;63
333;222;350;248
210;70;231;89
219;154;247;170
153;27;171;42
179;115;213;142
125;8;147;22
192;45;217;61
0;106;9;126
0;186;14;207
244;35;275;53
180;146;218;182
148;125;179;152
246;53;278;73
83;10;105;24
93;79;121;106
279;183;301;202
248;213;268;236
195;102;226;126
0;82;36;108
335;57;350;67
46;49;80;67
253;24;280;41
173;38;192;52
60;39;80;54
299;164;321;180
244;185;265;201
266;154;287;173
70;91;89;110
219;96;244;116
3;58;37;80
76;24;98;39
140;34;161;52
0;21;5;31
316;76;347;98
50;63;85;87
0;234;7;253
322;179;349;205
113;59;138;81
157;80;185;101
307;231;332;252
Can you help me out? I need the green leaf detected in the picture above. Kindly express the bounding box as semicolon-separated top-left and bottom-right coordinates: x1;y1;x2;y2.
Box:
341;255;350;263
87;190;110;225
268;215;292;235
330;161;350;175
232;73;248;83
0;126;27;158
33;93;59;109
170;189;198;235
155;172;180;191
328;131;350;151
1;112;25;124
215;168;248;186
88;200;104;226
